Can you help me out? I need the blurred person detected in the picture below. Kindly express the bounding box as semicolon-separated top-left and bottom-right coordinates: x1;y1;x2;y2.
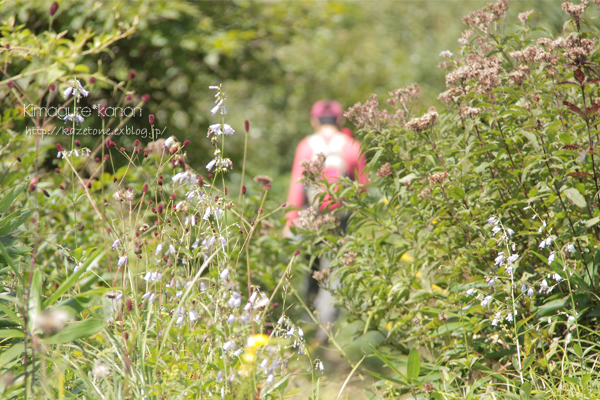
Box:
284;100;368;343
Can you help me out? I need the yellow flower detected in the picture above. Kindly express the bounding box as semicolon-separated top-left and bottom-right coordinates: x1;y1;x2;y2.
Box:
415;270;422;279
432;219;438;225
382;198;389;204
401;253;415;263
247;334;269;349
385;322;392;330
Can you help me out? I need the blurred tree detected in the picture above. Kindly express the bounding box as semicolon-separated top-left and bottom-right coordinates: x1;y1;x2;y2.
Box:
3;0;567;199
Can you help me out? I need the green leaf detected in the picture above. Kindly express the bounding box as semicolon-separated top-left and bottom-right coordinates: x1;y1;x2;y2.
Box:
43;318;104;344
0;184;26;214
562;187;586;208
520;382;531;400
406;346;420;384
586;216;600;228
0;241;24;284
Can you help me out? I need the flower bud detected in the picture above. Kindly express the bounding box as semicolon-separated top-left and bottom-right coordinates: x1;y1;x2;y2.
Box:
183;140;190;147
49;1;59;16
198;176;203;187
125;94;132;101
242;185;246;194
7;81;14;88
142;183;148;194
142;94;150;102
59;184;64;190
42;189;50;198
134;139;139;147
294;250;300;256
29;184;36;192
49;83;56;91
143;152;148;158
89;77;95;84
245;120;250;132
74;139;81;147
149;114;155;124
128;70;136;80
55;168;61;173
16;157;21;163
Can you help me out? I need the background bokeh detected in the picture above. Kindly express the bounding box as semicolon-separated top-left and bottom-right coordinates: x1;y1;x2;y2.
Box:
5;0;567;200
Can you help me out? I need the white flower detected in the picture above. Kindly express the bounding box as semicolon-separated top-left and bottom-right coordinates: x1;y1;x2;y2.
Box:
566;332;572;344
566;244;575;253
527;287;534;296
166;244;177;255
200;282;206;292
553;273;562;282
144;271;162;282
260;359;269;369
266;374;274;385
250;292;258;303
192;239;200;249
74;262;83;272
233;349;243;357
539;240;546;249
176;315;184;325
155;244;163;256
223;341;236;351
206;158;217;171
538;226;543;234
548;251;556;265
488;217;497;225
203;207;212;221
506;313;513;322
492;225;501;235
63;80;89;99
92;362;110;379
175;291;183;298
244;302;252;312
545;237;552;247
209;85;219;90
64;87;73;98
211;99;223;115
506;266;513;275
220;268;230;280
317;361;324;372
494;252;504;266
227;314;237;325
439;50;453;58
507;254;519;263
111;239;120;250
466;288;477;296
117;256;127;267
540;279;548;293
228;292;242;308
189;310;199;322
506;228;514;236
164;136;175;149
216;371;223;381
480;296;493;307
487;279;496;287
298;328;304;337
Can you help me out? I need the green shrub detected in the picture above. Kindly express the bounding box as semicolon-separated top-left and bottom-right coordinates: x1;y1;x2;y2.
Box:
298;0;600;398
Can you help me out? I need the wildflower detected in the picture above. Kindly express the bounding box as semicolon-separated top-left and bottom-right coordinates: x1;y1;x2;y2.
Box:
176;314;184;325
228;292;242;308
506;266;513;275
200;282;206;292
155;244;163;256
63;80;89;98
480;296;493;307
546;237;553;247
540;279;548;293
527;287;534;296
92;362;110;379
216;371;223;381
566;244;575;253
164;136;175;149
166;244;177;255
492;225;501;235
223;341;236;351
250;292;258;303
113;189;135;203
206;158;217;171
466;288;477;296
260;359;269;369
111;239;120;250
176;291;183;298
492;312;500;326
266;374;274;385
208;123;235;137
487;278;496;287
211;99;223;115
538;226;543;234
506;313;513;322
507;254;519;263
566;332;573;345
244;302;252;312
507;228;514;236
74;262;83;272
316;361;324;372
117;256;127;267
298;328;304;337
439;50;453;58
189;310;199;322
35;308;70;334
144;271;162;282
548;251;556;265
554;273;562;282
192;239;200;249
494;252;504;266
539;240;546;249
227;314;237;325
233;349;243;357
220;268;230;280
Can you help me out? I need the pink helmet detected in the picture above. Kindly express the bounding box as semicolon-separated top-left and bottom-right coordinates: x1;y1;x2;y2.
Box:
310;100;343;119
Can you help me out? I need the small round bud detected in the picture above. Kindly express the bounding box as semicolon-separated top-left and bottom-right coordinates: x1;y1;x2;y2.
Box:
7;81;14;88
55;168;61;173
134;139;140;147
149;114;155;124
125;94;132;101
143;152;148;158
59;184;64;190
49;83;56;91
294;250;300;256
158;179;163;186
128;70;136;80
49;1;59;16
183;140;190;147
142;184;148;194
87;181;91;189
29;184;36;191
142;94;150;102
265;184;271;190
170;193;176;200
16;157;21;163
113;177;117;183
120;147;126;152
89;77;95;84
74;139;81;147
104;154;110;161
198;176;203;186
242;185;246;194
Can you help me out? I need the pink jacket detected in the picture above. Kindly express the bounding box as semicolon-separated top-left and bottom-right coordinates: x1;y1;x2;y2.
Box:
285;131;369;227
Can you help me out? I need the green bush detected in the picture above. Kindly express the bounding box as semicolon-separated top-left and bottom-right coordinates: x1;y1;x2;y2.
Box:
298;0;600;398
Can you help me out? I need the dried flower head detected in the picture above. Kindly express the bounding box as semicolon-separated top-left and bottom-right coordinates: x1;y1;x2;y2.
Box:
113;188;135;202
406;107;439;132
377;163;393;178
253;175;273;188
